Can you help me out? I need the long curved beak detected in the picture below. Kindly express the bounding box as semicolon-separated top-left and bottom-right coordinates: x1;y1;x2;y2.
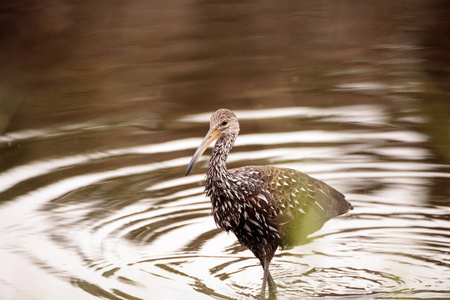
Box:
186;128;221;175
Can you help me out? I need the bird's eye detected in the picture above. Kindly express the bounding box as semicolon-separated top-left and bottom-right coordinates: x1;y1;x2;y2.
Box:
221;120;228;126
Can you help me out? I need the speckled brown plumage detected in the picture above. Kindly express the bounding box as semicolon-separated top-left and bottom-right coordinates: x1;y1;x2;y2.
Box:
186;108;353;299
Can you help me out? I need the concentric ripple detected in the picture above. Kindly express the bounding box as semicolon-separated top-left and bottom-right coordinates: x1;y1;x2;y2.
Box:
0;105;449;299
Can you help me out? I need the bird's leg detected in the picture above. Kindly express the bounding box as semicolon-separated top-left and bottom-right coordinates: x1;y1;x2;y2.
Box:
268;271;277;295
258;263;269;300
258;262;276;300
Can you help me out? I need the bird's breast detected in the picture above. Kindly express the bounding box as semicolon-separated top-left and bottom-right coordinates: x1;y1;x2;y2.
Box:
209;192;242;232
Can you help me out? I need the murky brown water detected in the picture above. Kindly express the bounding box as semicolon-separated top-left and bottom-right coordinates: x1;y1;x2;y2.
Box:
0;1;449;299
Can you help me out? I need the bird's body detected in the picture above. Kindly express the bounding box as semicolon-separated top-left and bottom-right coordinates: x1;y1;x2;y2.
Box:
186;108;352;299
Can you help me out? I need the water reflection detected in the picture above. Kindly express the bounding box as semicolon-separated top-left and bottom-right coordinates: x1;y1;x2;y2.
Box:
0;1;449;299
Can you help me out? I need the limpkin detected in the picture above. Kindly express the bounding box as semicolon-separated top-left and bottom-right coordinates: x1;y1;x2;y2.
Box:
186;108;352;299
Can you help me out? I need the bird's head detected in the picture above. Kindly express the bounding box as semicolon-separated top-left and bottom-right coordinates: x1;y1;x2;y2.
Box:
186;108;239;175
209;108;240;138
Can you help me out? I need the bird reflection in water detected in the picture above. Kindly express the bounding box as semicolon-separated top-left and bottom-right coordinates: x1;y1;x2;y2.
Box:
186;108;353;299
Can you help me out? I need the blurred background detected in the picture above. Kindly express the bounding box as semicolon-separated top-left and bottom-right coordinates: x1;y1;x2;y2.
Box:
0;1;449;299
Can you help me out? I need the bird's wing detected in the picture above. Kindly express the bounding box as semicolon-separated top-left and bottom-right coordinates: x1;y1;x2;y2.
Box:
259;166;352;248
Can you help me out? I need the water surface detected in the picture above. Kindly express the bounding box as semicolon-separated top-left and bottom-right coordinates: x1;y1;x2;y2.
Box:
0;1;449;299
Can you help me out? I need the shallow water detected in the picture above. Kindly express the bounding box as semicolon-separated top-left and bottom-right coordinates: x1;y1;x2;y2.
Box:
0;1;449;300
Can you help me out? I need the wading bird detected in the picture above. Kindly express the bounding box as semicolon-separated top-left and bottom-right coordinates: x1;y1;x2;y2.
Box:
186;108;352;299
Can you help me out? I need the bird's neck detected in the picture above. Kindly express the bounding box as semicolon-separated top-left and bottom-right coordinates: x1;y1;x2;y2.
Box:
206;134;235;189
